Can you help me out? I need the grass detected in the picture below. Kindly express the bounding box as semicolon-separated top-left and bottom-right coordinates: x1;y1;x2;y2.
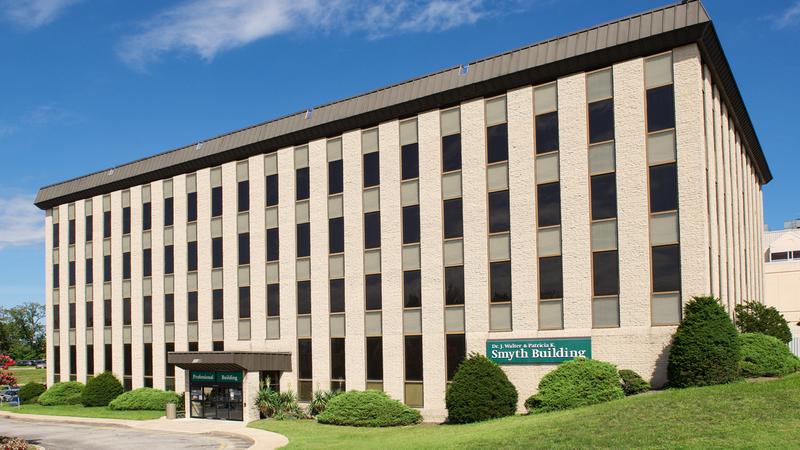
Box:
249;374;800;449
9;367;45;386
0;404;163;420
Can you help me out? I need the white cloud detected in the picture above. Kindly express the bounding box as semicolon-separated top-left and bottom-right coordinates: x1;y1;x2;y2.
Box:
772;1;800;29
0;194;42;250
118;0;505;68
1;0;82;28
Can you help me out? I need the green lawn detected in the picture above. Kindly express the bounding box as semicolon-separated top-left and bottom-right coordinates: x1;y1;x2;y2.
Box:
0;404;163;420
250;374;800;449
10;367;45;386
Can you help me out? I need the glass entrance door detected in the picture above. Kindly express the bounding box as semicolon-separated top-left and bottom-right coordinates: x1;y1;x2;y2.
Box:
190;384;243;420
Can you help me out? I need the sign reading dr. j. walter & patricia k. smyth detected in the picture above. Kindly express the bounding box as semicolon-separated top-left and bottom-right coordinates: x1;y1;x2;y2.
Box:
486;337;592;364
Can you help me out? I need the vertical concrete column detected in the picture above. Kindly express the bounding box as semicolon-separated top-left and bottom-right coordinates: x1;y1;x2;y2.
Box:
58;204;69;380
379;119;403;401
110;192;124;378
197;166;213;350
277;146;297;391
712;88;727;304
250;154;267;342
342;130;365;390
75;200;87;382
45;209;54;386
243;371;261;422
507;86;536;332
91;196;104;378
309;138;331;389
221;163;239;349
151;181;166;389
720;106;733;306
130;186;144;388
173;173;188;391
702;65;719;297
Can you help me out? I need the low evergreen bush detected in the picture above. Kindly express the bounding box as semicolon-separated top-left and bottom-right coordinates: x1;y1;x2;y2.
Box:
316;391;421;427
307;389;341;417
739;333;800;377
667;296;741;388
735;301;792;344
38;382;84;406
108;388;181;411
18;382;46;402
81;372;124;407
445;353;518;424
618;369;650;396
525;358;624;413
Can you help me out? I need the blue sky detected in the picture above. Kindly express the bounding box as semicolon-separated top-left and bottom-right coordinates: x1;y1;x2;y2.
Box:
0;0;798;307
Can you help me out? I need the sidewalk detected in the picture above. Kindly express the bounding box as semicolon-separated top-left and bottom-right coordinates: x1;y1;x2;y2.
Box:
0;410;288;449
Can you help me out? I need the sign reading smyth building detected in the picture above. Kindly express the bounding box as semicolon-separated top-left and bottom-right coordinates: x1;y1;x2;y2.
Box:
487;337;592;364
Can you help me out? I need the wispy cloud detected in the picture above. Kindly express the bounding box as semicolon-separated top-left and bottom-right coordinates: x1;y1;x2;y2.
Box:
0;0;82;28
0;103;82;140
118;0;511;69
0;193;43;250
768;1;800;29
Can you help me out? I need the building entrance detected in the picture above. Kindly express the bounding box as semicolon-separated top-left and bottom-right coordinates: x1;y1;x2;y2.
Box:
189;371;244;421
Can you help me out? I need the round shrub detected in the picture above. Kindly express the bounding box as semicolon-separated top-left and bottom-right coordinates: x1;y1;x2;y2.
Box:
82;372;124;406
109;388;181;411
38;381;84;406
667;296;740;388
18;382;46;402
316;391;421;427
445;353;518;424
618;369;650;396
735;301;792;344
739;333;800;377
525;359;624;413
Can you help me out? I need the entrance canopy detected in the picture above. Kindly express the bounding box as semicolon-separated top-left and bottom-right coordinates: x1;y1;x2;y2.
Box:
168;351;292;372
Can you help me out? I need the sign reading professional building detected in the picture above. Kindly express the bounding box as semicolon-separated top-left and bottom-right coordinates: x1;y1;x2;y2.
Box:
487;338;592;364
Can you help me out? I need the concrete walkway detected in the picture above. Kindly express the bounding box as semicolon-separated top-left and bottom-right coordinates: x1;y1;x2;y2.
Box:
0;410;288;449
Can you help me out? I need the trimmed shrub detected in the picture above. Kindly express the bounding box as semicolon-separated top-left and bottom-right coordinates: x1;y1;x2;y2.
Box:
619;369;650;396
667;296;740;388
38;382;84;406
307;389;342;417
18;382;46;402
82;372;124;407
735;301;792;344
109;388;180;411
446;353;518;424
739;333;800;377
317;391;421;427
525;359;624;413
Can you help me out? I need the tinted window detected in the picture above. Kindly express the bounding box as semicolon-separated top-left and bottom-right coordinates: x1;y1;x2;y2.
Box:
403;270;421;308
267;284;280;316
187;292;198;321
53;264;59;288
266;174;279;206
144;343;153;375
328;160;343;194
591;173;617;220
187;192;197;221
446;334;466;380
68;219;76;245
85;217;93;242
364;212;381;249
164;294;174;323
402;205;420;244
647;84;676;132
164;197;174;226
588;99;615;144
593;250;619;296
652;244;681;292
239;287;251;318
537;183;561;227
297;281;311;315
649;163;678;213
366;336;383;380
401;143;419;180
188;342;198;351
212;289;223;320
142;203;152;230
266;228;279;261
365;274;382;310
238;233;250;265
445;266;464;305
69;261;76;286
122;207;131;234
53;305;60;329
165;343;175;376
69;303;76;328
488;190;510;233
143;249;152;277
487;123;509;163
443;199;463;239
404;335;423;381
298;339;312;379
329;217;344;254
211;186;223;217
103;255;111;282
535;112;559;154
164;245;174;274
86;301;94;327
490;261;512;302
363;152;380;187
143;296;152;324
238;181;249;212
124;344;132;376
187;241;198;271
296;167;310;201
86;259;93;284
122;253;131;280
539;256;563;299
331;337;346;380
296;223;310;257
442;134;461;172
53;223;60;247
329;278;345;313
104;344;112;371
123;297;131;325
103;211;111;238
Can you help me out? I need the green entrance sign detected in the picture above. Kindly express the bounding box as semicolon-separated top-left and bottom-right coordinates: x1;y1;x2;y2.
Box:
190;371;243;384
216;371;243;384
191;371;215;382
487;337;592;364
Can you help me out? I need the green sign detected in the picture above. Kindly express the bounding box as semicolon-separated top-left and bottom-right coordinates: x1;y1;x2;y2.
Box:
190;371;243;384
487;337;592;364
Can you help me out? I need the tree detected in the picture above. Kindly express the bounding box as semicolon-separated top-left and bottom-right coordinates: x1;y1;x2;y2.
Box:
0;354;16;385
734;300;792;344
0;302;45;361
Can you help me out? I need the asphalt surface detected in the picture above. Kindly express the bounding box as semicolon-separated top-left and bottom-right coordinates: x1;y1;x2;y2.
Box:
0;417;252;449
